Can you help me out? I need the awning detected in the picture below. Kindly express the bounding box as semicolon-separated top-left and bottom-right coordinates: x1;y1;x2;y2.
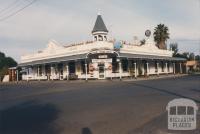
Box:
18;53;87;67
18;52;186;67
119;53;186;61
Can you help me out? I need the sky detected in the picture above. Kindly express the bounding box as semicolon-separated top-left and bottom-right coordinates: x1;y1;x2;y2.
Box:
0;0;200;62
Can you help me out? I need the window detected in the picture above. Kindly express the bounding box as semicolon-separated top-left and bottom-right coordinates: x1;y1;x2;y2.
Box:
122;59;128;72
104;36;107;41
58;63;63;75
98;35;103;41
170;106;176;115
167;62;170;72
144;61;147;73
187;106;194;115
161;61;164;72
177;106;186;115
37;65;42;76
45;64;50;75
155;61;158;72
69;62;75;74
94;36;97;41
81;61;85;73
112;58;118;73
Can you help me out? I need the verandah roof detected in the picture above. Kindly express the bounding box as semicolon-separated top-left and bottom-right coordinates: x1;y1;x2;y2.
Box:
119;53;186;61
18;54;88;67
18;53;186;67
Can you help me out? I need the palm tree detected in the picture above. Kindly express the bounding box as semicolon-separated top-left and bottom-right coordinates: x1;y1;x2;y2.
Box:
153;24;170;49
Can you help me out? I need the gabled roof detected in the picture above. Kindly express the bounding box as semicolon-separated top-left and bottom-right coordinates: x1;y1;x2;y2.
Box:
92;15;108;33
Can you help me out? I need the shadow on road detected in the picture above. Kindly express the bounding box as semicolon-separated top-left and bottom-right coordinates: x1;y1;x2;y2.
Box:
190;89;200;93
0;101;61;134
127;82;200;104
81;127;93;134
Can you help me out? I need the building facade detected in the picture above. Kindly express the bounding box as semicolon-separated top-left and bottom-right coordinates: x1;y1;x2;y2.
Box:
19;14;186;81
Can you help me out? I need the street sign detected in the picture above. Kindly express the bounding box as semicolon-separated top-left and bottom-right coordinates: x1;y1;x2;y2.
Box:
145;30;151;37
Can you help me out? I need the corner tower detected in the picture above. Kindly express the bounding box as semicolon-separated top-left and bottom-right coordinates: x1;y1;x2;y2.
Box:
92;13;108;41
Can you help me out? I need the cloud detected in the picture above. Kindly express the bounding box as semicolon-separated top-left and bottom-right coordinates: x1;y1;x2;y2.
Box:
0;0;199;62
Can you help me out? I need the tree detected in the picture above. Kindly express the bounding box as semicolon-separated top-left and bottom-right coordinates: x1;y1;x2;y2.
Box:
182;52;189;59
153;24;170;49
0;52;5;58
195;55;200;61
175;52;189;60
188;53;195;61
0;51;17;80
169;43;178;57
140;39;146;45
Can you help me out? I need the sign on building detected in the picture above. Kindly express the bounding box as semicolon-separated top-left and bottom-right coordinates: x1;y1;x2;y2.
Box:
92;59;112;63
98;55;108;59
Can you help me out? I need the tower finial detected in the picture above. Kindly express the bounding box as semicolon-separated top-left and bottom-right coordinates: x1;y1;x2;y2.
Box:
97;9;101;15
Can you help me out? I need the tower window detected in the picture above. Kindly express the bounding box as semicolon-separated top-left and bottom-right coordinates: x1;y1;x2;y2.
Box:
94;36;97;41
98;35;103;41
104;36;107;41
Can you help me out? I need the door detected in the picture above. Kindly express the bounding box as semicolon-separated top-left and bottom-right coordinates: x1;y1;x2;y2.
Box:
98;65;105;79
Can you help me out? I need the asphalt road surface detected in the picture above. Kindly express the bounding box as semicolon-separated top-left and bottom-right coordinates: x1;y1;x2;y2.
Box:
0;75;200;134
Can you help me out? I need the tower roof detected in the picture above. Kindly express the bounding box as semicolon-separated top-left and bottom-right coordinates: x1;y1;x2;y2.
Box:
92;15;108;33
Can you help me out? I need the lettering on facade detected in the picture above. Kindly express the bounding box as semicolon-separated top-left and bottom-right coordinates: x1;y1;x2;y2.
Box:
98;55;108;59
92;59;112;63
91;50;114;54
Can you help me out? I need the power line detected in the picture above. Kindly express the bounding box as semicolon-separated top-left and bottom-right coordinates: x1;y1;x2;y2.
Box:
0;0;21;14
0;0;26;18
0;0;37;22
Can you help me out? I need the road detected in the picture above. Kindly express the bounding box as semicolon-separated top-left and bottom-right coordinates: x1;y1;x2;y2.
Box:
0;75;200;134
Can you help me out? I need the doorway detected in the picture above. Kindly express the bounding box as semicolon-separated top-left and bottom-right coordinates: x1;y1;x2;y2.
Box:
98;63;105;79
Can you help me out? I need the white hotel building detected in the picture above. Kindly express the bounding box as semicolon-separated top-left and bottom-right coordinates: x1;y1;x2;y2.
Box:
19;14;186;80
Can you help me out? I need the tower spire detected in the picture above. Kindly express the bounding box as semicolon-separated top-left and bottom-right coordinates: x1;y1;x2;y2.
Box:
92;13;108;41
92;13;108;33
